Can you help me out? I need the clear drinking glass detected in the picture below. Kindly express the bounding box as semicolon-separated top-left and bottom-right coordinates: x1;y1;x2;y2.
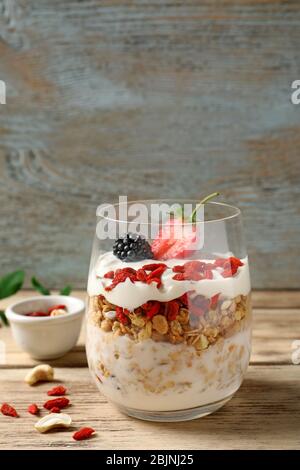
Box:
86;200;252;421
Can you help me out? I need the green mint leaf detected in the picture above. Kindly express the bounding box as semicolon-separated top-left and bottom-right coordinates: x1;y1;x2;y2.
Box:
0;310;9;326
0;270;25;300
31;277;51;295
59;285;72;296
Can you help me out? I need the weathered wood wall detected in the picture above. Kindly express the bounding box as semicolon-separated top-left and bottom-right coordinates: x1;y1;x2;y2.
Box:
0;0;299;288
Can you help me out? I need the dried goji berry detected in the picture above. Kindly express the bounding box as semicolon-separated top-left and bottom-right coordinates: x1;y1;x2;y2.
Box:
26;311;49;317
179;292;188;306
172;265;185;273
214;257;243;277
136;269;147;282
165;300;179;321
184;260;206;272
49;407;61;413
116;307;129;325
204;270;213;280
28;404;39;415
105;268;137;291
141;302;152;310
192;295;210;310
205;263;215;270
147;266;166;279
142;263;167;271
145;301;160;319
214;258;227;268
72;427;95;441
47;385;67;396
1;403;19;417
48;304;66;314
43;397;69;410
229;257;244;268
190;305;205;317
172;273;185;281
103;271;114;279
210;293;220;310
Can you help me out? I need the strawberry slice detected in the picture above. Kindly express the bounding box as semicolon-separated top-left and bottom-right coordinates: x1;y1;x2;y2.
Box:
163;229;197;259
151;219;198;260
151;219;179;260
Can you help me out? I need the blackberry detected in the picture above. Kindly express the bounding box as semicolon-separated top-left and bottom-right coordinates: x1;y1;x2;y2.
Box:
113;233;154;262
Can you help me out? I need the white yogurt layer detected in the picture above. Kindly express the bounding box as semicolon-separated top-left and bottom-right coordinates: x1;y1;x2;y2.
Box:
86;325;251;412
87;252;251;310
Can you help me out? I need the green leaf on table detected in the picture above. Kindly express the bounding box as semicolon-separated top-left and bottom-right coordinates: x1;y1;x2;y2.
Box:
59;285;72;296
0;310;9;326
0;270;25;300
31;277;51;295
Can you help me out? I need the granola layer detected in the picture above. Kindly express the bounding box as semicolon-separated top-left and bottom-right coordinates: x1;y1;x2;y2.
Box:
88;293;251;353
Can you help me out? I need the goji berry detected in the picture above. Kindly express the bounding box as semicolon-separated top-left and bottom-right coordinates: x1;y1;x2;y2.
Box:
142;263;167;271
28;404;39;415
116;307;129;325
103;271;114;279
188;272;204;281
43;397;69;410
105;268;137;291
179;292;188;306
48;304;66;314
165;300;179;321
145;301;160;319
172;265;185;273
136;269;147;282
214;258;227;268
190;305;205;317
141;302;152;310
72;427;95;441
205;263;215;270
49;407;61;413
26;311;49;317
210;293;220;310
47;385;67;396
214;257;243;278
204;270;213;280
147;266;166;279
184;260;207;272
192;295;210;310
173;273;185;281
1;403;19;417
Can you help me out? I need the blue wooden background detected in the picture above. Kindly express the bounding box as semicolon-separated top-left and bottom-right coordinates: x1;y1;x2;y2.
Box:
0;0;299;289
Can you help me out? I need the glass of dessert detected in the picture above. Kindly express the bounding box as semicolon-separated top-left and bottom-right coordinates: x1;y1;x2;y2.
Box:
86;197;252;421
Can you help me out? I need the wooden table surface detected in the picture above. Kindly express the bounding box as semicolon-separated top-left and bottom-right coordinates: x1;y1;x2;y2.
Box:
1;290;300;450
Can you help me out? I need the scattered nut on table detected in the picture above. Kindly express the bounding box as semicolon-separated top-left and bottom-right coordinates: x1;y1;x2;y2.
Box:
34;413;72;433
25;364;54;385
50;308;67;317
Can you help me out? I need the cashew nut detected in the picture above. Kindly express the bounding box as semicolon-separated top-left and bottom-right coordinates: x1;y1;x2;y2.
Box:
50;308;67;317
25;364;54;386
34;413;72;433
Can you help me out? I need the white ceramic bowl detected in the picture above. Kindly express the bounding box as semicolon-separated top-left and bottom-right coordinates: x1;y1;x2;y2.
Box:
6;295;85;360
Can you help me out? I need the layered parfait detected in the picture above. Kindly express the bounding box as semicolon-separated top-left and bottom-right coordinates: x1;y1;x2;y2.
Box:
87;207;251;418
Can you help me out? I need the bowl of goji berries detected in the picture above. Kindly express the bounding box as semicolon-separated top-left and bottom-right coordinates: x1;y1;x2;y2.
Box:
6;295;85;359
